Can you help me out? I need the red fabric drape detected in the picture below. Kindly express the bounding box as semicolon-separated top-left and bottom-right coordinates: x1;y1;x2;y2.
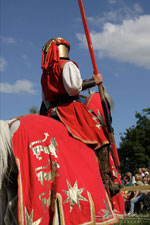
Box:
12;114;122;225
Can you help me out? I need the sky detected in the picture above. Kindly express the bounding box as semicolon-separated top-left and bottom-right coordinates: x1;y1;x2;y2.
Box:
0;0;150;147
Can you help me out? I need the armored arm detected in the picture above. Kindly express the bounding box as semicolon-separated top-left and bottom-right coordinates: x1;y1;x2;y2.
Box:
82;78;96;91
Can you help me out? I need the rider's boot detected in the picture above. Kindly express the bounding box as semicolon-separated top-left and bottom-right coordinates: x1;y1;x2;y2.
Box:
96;146;123;195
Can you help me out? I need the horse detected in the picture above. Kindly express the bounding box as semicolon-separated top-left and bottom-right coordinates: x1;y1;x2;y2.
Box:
0;93;124;225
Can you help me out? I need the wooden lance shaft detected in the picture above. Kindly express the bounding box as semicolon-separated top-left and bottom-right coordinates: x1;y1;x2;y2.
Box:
78;0;120;167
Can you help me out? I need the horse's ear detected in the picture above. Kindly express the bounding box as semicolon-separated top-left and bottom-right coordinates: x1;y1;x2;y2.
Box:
9;120;20;138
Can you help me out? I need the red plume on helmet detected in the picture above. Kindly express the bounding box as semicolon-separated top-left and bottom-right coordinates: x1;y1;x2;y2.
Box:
41;38;70;70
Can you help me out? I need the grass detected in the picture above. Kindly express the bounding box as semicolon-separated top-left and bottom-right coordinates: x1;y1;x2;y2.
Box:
116;213;150;225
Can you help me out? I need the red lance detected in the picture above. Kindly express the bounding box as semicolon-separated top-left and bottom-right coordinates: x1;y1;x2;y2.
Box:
78;0;120;167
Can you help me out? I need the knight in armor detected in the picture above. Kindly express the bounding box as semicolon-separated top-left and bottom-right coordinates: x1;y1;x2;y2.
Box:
40;37;122;196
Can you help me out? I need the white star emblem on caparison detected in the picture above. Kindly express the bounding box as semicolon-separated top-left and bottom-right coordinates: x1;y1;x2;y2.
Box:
63;180;88;212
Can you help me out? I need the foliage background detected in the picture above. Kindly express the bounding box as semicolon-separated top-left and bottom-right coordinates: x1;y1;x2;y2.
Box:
118;108;150;175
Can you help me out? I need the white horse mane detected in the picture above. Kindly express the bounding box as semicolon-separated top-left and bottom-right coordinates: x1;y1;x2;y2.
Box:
0;120;13;188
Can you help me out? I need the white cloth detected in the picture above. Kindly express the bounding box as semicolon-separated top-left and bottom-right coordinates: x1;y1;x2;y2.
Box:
62;61;82;96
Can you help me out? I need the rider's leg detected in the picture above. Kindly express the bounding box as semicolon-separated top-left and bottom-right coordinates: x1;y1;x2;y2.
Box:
96;145;123;196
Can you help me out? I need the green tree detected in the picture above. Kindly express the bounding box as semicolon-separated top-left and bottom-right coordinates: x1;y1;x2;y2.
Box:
118;108;150;175
29;106;39;114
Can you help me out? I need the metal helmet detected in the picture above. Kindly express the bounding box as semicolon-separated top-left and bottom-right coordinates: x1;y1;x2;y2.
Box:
42;37;70;59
